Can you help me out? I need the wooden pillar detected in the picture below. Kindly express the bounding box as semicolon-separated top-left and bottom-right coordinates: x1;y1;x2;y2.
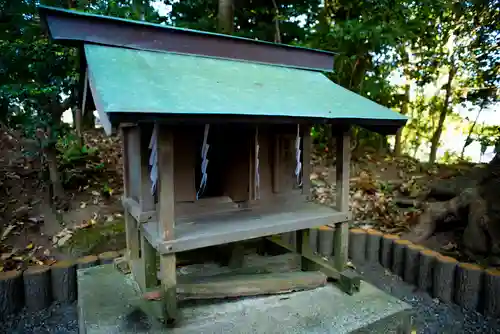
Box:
301;125;311;199
333;126;350;271
272;135;280;193
121;126;140;263
138;124;157;290
156;123;178;323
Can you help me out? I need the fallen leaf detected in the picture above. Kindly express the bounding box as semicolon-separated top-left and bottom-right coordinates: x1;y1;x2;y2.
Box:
25;243;34;250
56;234;73;247
1;225;15;240
80;202;87;209
441;242;457;251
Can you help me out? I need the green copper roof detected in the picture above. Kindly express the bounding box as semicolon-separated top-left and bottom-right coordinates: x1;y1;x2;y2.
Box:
85;44;406;127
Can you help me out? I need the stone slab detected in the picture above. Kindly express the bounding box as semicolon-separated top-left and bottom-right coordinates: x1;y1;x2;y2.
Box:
77;265;412;334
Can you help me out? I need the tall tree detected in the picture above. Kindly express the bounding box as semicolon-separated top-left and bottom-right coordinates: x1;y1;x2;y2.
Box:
217;0;233;34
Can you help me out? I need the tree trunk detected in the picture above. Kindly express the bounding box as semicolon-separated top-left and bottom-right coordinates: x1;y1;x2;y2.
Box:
82;109;95;130
217;0;234;34
271;0;281;43
45;145;64;201
133;0;147;20
429;65;456;164
74;107;83;147
394;81;410;156
461;102;485;159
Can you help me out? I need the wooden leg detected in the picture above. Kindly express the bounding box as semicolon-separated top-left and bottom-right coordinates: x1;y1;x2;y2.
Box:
267;234;360;295
160;254;178;324
333;221;360;294
333;222;349;271
228;243;246;269
141;234;158;289
297;229;319;271
125;211;139;261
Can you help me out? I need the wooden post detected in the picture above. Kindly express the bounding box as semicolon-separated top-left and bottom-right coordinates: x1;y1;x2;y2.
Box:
123;127;140;263
301;125;311;198
157;123;178;323
138;125;157;291
333;126;350;271
272;135;280;193
296;229;319;271
120;127;130;198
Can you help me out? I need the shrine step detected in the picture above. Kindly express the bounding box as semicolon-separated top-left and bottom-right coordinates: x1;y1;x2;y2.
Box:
77;265;413;334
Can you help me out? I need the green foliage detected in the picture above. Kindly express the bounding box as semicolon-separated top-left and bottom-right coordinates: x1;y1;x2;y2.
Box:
166;0;321;44
473;125;500;155
56;133;98;166
311;125;329;151
439;151;471;164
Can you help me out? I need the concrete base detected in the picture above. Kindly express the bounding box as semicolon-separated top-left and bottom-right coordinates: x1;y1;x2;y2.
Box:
77;265;412;334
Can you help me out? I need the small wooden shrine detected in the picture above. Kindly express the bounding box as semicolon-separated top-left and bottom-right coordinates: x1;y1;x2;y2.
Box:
40;5;407;326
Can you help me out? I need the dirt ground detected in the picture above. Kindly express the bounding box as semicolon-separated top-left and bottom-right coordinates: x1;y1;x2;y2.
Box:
0;128;483;271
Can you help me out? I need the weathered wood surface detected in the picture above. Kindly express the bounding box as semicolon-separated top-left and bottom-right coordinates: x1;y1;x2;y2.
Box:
144;271;327;301
380;234;398;269
308;228;319;253
318;226;334;258
333;127;350;271
157;123;178;324
392;239;411;277
348;229;366;263
0;270;23;318
268;235;361;294
23;265;51;312
454;263;483;311
51;260;77;303
403;244;424;285
432;255;457;303
365;229;382;263
417;249;438;293
484;268;500;317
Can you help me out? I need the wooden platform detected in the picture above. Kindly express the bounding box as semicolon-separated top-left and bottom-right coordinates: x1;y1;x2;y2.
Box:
141;201;350;254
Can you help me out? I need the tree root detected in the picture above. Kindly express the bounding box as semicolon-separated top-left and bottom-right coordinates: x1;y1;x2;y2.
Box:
402;188;495;254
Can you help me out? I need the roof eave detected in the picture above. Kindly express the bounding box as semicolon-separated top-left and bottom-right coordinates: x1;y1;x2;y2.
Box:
38;5;335;72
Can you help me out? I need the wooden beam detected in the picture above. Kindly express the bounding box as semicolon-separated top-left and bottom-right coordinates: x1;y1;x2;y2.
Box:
143;271;327;302
267;235;360;295
121;197;156;223
156;123;178;323
333;126;350;272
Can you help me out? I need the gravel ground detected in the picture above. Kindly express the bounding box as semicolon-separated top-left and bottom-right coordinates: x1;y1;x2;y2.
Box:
1;264;500;334
0;303;78;334
356;262;500;334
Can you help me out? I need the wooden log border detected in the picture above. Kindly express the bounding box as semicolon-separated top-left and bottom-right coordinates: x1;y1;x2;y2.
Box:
345;227;500;317
4;227;500;319
0;250;122;318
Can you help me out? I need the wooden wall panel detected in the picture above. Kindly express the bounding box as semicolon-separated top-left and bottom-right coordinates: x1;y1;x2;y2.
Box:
173;126;196;202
